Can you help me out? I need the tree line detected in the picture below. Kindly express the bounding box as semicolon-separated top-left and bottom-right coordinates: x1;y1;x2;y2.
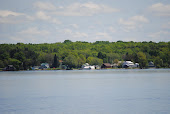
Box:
0;40;169;70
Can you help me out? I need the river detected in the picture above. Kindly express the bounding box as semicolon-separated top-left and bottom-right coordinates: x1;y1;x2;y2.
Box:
0;69;170;114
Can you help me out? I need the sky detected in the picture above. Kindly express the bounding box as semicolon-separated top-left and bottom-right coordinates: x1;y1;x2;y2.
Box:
0;0;170;44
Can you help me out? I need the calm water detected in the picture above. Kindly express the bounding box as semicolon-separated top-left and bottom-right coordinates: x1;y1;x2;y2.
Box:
0;69;170;114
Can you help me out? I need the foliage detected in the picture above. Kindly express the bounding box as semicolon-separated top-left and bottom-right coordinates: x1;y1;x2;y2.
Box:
8;58;21;70
137;52;148;69
0;40;169;69
63;54;78;69
154;57;163;68
52;54;59;68
87;57;103;66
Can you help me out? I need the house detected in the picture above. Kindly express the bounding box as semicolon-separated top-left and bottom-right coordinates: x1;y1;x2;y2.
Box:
122;61;139;68
134;63;139;67
31;66;40;70
81;63;95;70
39;63;49;69
3;65;16;71
101;63;112;69
148;61;155;68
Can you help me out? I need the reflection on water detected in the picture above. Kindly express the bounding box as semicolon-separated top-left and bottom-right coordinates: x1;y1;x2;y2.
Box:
0;69;170;114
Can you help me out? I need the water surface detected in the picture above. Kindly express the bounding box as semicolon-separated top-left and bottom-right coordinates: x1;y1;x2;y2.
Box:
0;69;170;114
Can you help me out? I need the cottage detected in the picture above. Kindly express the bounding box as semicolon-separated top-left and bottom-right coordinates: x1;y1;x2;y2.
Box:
3;65;16;71
81;63;95;70
101;63;112;68
122;61;139;68
31;66;40;70
39;63;49;69
148;61;155;68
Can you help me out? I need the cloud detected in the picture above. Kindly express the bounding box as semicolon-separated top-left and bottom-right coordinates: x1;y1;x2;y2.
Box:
148;31;170;38
0;10;34;24
148;31;170;42
35;11;61;24
95;32;112;41
50;2;119;16
129;15;149;23
34;1;56;11
119;15;148;32
0;10;24;17
69;24;79;29
19;27;50;35
108;27;116;33
8;27;51;43
61;29;88;38
148;3;170;16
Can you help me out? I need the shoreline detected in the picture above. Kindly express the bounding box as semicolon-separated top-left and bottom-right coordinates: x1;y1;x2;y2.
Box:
1;67;170;72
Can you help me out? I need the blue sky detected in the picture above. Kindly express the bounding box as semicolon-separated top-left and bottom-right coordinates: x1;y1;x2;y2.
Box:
0;0;170;43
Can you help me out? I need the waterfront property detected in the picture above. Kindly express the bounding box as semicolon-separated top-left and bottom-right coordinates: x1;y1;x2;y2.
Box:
101;63;112;69
81;63;95;70
148;61;155;68
122;61;139;68
3;65;16;71
39;63;50;69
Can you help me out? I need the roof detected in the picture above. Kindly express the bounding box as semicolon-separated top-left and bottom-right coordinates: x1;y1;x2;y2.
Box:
59;60;63;63
41;63;49;65
8;65;14;67
103;63;111;66
124;61;133;64
149;61;154;65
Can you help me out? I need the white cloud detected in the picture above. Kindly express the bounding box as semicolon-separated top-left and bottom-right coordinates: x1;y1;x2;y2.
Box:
61;29;88;38
148;3;170;16
74;32;88;38
129;15;149;23
119;15;148;32
34;1;56;11
51;2;119;16
9;27;51;43
63;29;72;34
19;27;50;35
108;27;116;33
36;11;51;20
0;10;34;24
95;32;112;40
148;31;170;38
0;10;24;17
70;24;79;29
35;11;61;24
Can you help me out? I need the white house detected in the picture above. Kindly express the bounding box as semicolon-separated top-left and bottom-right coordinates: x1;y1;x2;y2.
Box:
82;63;95;70
39;63;50;69
122;61;139;68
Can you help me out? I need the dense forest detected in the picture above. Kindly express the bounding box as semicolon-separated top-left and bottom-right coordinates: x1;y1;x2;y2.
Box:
0;40;169;70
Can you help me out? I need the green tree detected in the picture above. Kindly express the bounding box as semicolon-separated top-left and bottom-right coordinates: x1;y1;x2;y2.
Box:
8;58;21;70
52;54;59;68
154;57;163;68
77;54;86;68
64;40;72;44
87;57;103;66
63;55;78;69
14;52;25;62
137;52;148;69
97;52;106;59
0;60;4;68
113;59;119;64
23;59;32;70
107;53;120;63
